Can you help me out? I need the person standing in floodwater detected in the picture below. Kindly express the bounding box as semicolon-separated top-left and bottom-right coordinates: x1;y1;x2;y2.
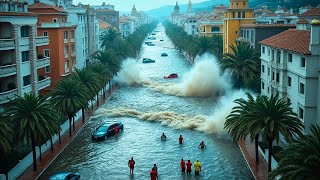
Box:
180;158;186;173
150;167;158;180
179;135;183;144
194;160;201;176
198;141;206;149
128;157;135;175
186;160;192;175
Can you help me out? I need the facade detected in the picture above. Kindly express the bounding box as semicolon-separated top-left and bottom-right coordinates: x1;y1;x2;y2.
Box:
223;0;255;54
198;15;223;37
0;1;50;105
119;16;134;38
299;8;320;24
28;2;76;93
260;20;320;131
184;17;198;35
95;8;119;29
171;2;181;25
240;24;296;50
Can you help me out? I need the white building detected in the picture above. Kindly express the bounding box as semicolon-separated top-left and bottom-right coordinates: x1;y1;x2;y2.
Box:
184;17;198;35
0;1;50;105
260;19;320;131
119;16;135;37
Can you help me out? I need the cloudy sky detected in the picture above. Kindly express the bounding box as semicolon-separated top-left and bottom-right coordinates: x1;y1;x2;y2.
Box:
74;0;208;11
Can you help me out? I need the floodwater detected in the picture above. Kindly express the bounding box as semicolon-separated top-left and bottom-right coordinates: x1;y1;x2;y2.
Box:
39;24;254;180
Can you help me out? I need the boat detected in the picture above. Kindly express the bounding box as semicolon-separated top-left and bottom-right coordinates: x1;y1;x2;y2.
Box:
164;73;178;79
161;53;168;56
143;58;155;63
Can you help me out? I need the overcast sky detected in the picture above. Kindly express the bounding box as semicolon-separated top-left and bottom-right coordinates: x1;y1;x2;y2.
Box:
74;0;208;11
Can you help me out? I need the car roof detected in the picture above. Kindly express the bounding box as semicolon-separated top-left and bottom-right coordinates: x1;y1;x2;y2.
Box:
49;172;75;179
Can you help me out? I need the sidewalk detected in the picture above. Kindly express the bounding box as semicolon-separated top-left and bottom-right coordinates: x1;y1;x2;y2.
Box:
238;139;269;180
17;86;118;180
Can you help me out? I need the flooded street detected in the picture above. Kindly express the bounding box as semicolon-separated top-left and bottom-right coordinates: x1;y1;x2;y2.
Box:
39;24;254;180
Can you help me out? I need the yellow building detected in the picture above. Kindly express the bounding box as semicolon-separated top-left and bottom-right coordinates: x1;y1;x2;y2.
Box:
223;0;255;53
198;17;223;37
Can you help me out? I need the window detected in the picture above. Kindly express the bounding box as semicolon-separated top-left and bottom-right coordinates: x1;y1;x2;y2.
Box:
64;31;68;39
211;27;220;32
236;3;238;7
232;12;235;18
262;46;265;54
65;60;69;73
299;107;304;119
53;18;57;22
21;26;29;37
45;65;51;73
288;53;292;62
23;75;31;86
64;45;69;55
192;25;195;29
287;98;291;104
243;2;246;7
43;31;48;36
70;31;75;39
272;71;275;80
44;49;50;57
262;65;265;73
268;87;270;93
238;12;241;18
277;51;281;63
300;57;305;67
287;76;291;87
242;12;245;18
276;73;279;83
299;83;305;95
268;67;270;76
268;49;270;56
21;51;29;62
261;82;265;89
235;31;238;35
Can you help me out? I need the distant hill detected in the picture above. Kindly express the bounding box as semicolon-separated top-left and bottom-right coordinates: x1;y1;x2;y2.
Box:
145;0;230;17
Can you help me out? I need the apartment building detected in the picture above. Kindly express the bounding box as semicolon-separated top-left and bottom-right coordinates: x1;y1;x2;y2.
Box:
260;20;320;131
0;1;50;105
95;7;119;30
28;2;76;93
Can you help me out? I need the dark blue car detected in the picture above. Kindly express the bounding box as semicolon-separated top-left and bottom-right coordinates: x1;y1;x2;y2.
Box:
49;172;80;180
91;122;124;140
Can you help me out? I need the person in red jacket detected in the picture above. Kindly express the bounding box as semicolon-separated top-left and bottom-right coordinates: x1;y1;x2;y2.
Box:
150;167;158;180
128;157;135;175
114;125;119;134
178;135;183;144
180;158;186;173
186;160;192;175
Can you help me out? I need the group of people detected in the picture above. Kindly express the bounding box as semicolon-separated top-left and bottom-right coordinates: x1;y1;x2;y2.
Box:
180;159;202;175
161;133;206;149
128;158;158;179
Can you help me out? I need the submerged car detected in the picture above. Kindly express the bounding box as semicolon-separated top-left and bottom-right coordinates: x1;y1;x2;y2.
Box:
49;172;80;180
160;39;164;41
164;73;178;79
161;53;168;56
143;58;155;63
148;43;155;46
91;122;124;140
148;37;156;40
145;41;152;44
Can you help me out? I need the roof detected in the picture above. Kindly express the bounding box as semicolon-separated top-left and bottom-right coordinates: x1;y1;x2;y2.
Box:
241;24;296;28
297;19;309;24
0;12;36;16
260;29;311;55
300;8;320;17
28;2;66;13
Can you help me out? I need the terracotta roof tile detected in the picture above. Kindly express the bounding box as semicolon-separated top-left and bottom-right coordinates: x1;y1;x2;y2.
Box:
0;12;36;16
28;2;66;13
300;8;320;17
260;29;311;55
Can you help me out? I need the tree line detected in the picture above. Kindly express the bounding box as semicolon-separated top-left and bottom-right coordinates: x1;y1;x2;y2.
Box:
0;21;157;180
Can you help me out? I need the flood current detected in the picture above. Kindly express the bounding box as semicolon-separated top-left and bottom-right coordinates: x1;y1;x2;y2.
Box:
39;24;254;180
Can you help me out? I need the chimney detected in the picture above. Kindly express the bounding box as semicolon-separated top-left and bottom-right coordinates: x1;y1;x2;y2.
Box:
309;19;320;55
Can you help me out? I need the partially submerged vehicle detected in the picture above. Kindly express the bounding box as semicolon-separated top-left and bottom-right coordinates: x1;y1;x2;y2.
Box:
91;122;124;140
161;53;168;56
143;58;155;63
164;73;178;79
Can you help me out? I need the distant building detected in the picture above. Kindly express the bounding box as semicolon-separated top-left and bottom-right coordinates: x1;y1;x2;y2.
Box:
95;3;119;30
223;0;255;54
260;20;320;131
28;2;76;93
198;15;223;37
171;2;181;25
0;1;50;105
213;4;228;15
239;24;296;50
119;16;134;37
299;8;320;24
187;0;192;13
184;16;198;35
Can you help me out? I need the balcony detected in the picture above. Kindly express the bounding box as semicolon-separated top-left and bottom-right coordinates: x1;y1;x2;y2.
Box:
0;64;17;78
36;57;50;69
40;22;73;28
64;39;68;43
64;52;68;58
36;36;49;46
70;38;75;43
0;89;18;104
277;63;287;70
0;39;15;50
37;77;51;91
71;51;76;56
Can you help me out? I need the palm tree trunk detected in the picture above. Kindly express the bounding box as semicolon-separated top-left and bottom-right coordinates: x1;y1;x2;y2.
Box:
255;135;259;164
82;108;85;122
72;116;75;132
31;134;37;171
39;145;42;161
103;86;106;99
68;116;72;137
50;138;53;151
268;138;273;172
96;94;99;107
58;132;61;144
5;172;8;180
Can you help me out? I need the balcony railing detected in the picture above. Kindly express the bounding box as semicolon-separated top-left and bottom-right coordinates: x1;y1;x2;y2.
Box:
0;88;18;104
70;38;75;42
71;51;76;56
35;36;49;46
36;57;50;69
0;39;15;50
40;22;73;28
64;39;68;43
0;64;17;78
37;77;51;91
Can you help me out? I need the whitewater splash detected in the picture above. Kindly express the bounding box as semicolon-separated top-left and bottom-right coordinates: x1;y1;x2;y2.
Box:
115;54;229;97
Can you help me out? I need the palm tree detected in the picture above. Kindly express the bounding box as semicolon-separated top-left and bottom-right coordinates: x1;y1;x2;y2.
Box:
250;94;304;172
225;93;260;163
195;36;213;56
72;68;100;122
211;34;223;59
100;28;119;50
94;50;121;75
0;113;13;155
51;78;88;137
5;94;59;171
269;124;320;179
220;40;259;89
88;62;111;102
